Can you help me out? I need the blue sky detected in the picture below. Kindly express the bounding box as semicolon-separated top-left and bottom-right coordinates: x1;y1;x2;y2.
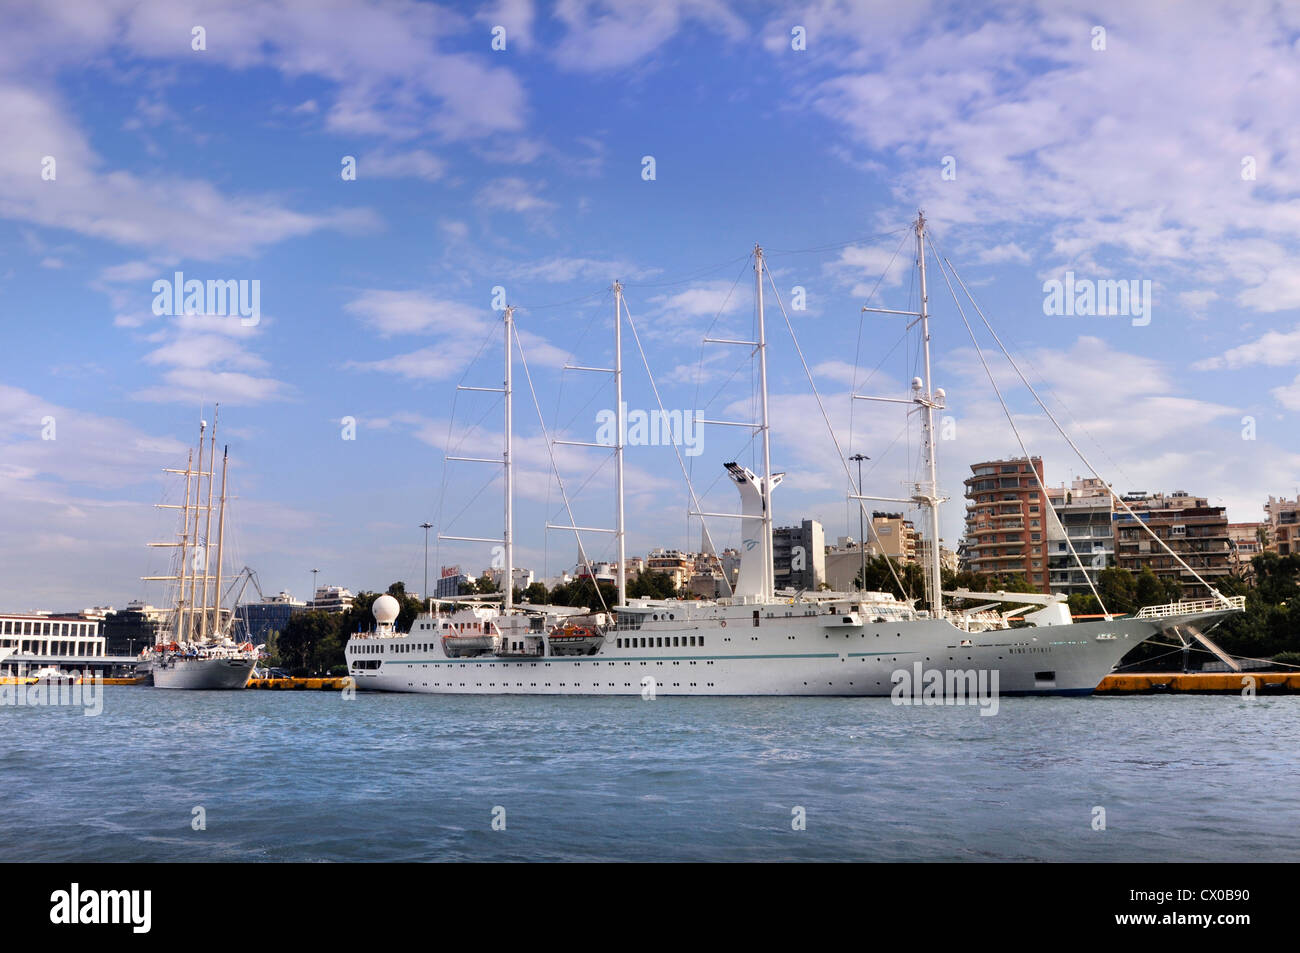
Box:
3;0;1299;610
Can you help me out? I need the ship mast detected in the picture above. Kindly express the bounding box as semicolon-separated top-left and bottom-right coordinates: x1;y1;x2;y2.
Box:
213;444;229;639
186;417;207;641
614;282;627;607
439;306;516;610
914;213;944;616
503;305;514;611
755;245;775;601
198;405;218;640
174;448;194;640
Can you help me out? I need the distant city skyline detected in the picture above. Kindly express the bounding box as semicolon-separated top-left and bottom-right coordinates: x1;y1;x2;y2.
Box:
4;1;1299;610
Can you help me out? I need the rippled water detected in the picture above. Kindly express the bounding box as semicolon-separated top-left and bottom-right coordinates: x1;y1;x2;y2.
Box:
2;688;1296;862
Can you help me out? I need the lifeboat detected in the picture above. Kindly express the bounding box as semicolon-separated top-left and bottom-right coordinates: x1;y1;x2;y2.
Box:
546;622;605;656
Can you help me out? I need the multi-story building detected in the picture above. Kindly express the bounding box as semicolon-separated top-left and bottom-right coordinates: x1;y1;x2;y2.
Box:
772;519;825;591
102;600;170;655
1045;477;1114;596
307;585;355;613
825;513;922;591
1228;522;1267;575
484;566;535;592
962;457;1050;593
646;549;695;590
1112;491;1231;598
235;591;306;643
435;567;468;599
866;512;918;562
1264;496;1298;556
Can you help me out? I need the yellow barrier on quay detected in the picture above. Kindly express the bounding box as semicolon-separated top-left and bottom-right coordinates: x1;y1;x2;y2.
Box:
246;676;354;691
1096;672;1300;693
1;675;146;686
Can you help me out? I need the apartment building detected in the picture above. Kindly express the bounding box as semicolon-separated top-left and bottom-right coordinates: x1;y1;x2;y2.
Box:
1045;477;1114;596
1112;491;1230;598
962;457;1050;593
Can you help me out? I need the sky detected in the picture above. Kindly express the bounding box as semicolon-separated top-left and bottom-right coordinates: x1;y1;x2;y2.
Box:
3;0;1299;611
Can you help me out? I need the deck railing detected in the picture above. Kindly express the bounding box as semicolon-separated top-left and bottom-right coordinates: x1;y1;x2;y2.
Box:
1134;595;1246;619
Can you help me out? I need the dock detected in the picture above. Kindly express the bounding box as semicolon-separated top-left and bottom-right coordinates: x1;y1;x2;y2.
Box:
1095;672;1300;694
245;676;354;691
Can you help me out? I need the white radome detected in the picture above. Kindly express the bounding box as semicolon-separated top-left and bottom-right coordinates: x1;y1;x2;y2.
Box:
372;594;400;623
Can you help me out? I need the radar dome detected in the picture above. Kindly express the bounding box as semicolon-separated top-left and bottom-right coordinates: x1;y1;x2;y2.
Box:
372;594;400;624
911;377;923;391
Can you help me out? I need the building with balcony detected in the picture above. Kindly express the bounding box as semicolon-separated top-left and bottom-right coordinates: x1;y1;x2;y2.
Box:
1045;477;1114;596
307;585;355;613
1228;522;1267;575
646;549;695;590
962;457;1050;593
1265;496;1298;556
1113;491;1230;598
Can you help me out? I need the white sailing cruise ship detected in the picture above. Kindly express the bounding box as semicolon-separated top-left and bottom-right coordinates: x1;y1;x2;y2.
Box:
140;407;257;690
346;216;1244;696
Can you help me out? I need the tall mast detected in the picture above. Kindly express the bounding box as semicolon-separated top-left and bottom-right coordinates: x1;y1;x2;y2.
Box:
198;405;218;640
915;213;944;615
755;244;774;601
614;281;627;607
186;418;206;640
213;444;229;639
175;447;194;640
503;305;514;611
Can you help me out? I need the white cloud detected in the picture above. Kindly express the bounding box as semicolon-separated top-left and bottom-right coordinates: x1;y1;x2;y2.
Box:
1272;374;1300;411
1193;324;1300;370
552;0;746;71
477;177;556;215
345;291;479;337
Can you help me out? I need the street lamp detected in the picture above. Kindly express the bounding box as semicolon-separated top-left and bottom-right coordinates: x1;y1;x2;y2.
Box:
310;568;319;605
419;522;434;602
850;454;870;591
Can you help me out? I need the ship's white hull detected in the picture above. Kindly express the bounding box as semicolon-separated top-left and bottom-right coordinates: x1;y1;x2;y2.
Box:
150;656;255;690
347;607;1199;697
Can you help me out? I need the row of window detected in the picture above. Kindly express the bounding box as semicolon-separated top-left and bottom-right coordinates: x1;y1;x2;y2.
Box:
0;620;98;637
616;636;704;649
0;638;103;656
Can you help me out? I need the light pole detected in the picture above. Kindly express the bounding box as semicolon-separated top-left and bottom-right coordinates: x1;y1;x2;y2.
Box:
850;454;870;590
419;522;434;602
310;568;319;605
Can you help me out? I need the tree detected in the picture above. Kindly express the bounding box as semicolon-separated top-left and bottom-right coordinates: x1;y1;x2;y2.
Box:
523;582;549;604
1096;566;1137;615
628;571;677;600
278;610;343;676
855;556;925;602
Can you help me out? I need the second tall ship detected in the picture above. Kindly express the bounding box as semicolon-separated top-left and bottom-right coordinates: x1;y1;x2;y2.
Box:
140;407;257;690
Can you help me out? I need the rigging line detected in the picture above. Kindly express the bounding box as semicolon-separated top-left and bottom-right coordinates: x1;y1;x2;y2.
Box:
916;229;1139;499
512;322;609;615
691;257;755;447
849;229;912;459
542;451;615;528
621;294;735;598
764;225;911;255
942;256;1232;607
763;266;912;603
1114;640;1300;671
435;320;501;574
927;238;1109;617
621;253;753;290
514;287;610;313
